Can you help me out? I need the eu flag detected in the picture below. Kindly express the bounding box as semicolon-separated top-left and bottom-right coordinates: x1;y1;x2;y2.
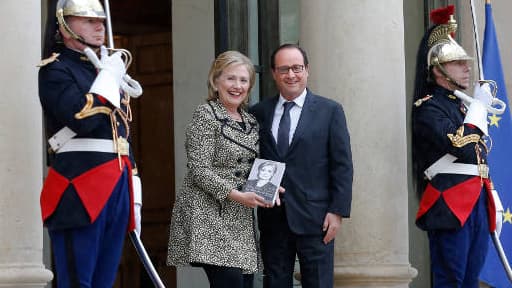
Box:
479;3;512;287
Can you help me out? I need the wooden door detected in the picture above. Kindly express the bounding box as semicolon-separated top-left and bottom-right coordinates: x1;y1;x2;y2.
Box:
114;31;176;288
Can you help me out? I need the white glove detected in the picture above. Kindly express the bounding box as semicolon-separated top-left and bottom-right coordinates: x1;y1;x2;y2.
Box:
132;175;143;236
88;46;126;108
121;74;143;98
463;101;488;135
84;47;143;99
496;210;504;237
464;83;490;136
134;203;142;236
492;189;504;237
474;82;493;106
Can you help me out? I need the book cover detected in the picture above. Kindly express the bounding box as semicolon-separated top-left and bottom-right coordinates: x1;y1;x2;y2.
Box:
242;158;286;204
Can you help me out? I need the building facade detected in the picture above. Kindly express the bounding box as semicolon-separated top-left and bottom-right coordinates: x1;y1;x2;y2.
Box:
1;0;511;287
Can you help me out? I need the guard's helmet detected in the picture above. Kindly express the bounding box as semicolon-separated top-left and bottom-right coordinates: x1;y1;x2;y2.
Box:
414;5;472;102
427;15;472;68
412;5;473;196
56;0;106;43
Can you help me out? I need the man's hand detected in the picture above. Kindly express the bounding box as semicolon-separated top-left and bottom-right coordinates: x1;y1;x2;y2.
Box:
274;186;285;206
474;82;493;106
322;212;342;244
87;46;126;108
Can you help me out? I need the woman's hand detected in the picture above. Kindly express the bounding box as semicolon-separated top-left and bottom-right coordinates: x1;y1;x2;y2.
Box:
228;189;268;208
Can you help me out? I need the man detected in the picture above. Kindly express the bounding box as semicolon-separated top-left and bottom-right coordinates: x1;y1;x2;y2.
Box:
38;0;142;287
250;44;353;288
412;6;499;287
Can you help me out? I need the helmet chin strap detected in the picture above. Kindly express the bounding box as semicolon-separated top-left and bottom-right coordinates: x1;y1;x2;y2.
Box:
75;36;101;50
63;26;101;49
58;14;101;50
436;64;468;90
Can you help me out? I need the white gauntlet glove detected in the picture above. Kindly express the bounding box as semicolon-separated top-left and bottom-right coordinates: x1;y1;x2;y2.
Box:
132;175;143;236
87;46;126;108
121;74;143;98
463;82;491;136
492;189;504;237
475;82;493;106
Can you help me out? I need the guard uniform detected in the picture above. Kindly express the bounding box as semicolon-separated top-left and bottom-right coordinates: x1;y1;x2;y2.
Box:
413;86;495;288
412;5;496;288
38;45;136;288
414;87;494;232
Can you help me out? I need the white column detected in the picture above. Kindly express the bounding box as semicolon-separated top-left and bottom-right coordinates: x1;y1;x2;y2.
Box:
0;1;53;287
300;1;417;287
172;0;214;287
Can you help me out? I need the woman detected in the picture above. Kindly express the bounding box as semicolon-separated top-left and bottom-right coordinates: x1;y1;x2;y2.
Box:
167;51;267;288
243;161;279;204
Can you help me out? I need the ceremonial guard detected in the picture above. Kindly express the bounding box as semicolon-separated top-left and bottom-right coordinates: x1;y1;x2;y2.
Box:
412;5;503;287
38;0;143;287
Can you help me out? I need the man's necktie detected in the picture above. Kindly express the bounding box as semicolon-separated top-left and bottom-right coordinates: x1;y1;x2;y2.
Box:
277;101;294;156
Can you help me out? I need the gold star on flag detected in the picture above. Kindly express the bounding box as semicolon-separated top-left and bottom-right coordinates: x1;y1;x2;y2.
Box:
489;114;501;127
503;207;512;224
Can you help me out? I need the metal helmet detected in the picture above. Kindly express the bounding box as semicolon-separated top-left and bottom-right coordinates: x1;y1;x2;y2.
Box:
56;0;106;43
427;15;472;67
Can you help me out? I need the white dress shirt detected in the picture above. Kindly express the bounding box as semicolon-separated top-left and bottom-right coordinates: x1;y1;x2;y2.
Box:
271;89;307;145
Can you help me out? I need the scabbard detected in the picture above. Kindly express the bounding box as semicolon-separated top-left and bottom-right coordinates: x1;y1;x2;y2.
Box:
129;231;166;288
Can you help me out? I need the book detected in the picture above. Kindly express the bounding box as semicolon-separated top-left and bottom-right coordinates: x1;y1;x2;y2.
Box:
242;158;286;204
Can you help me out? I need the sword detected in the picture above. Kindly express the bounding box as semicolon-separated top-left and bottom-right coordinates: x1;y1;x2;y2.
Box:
100;1;161;285
129;231;166;288
101;0;143;98
491;231;512;282
103;0;114;50
469;0;512;282
451;0;506;115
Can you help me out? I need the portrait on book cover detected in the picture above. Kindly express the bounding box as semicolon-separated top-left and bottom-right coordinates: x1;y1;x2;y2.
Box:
243;159;285;204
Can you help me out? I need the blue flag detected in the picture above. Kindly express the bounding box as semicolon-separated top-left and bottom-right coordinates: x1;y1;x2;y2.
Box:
479;3;512;288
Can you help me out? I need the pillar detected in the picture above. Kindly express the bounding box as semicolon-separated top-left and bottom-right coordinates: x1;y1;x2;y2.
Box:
173;0;215;286
0;1;53;287
300;0;417;286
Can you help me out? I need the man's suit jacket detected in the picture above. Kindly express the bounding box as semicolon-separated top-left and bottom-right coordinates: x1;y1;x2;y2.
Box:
251;90;353;235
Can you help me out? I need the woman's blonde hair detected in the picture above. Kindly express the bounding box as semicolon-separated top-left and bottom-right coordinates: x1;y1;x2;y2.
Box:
207;51;256;104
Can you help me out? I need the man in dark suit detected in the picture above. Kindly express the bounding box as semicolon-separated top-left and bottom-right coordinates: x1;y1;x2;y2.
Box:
250;44;353;288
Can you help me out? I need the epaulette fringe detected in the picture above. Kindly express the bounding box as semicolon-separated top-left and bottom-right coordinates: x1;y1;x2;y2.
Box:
37;53;60;67
414;95;433;107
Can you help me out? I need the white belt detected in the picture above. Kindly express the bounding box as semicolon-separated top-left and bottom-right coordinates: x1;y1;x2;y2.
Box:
56;138;129;155
48;127;77;151
424;153;488;180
